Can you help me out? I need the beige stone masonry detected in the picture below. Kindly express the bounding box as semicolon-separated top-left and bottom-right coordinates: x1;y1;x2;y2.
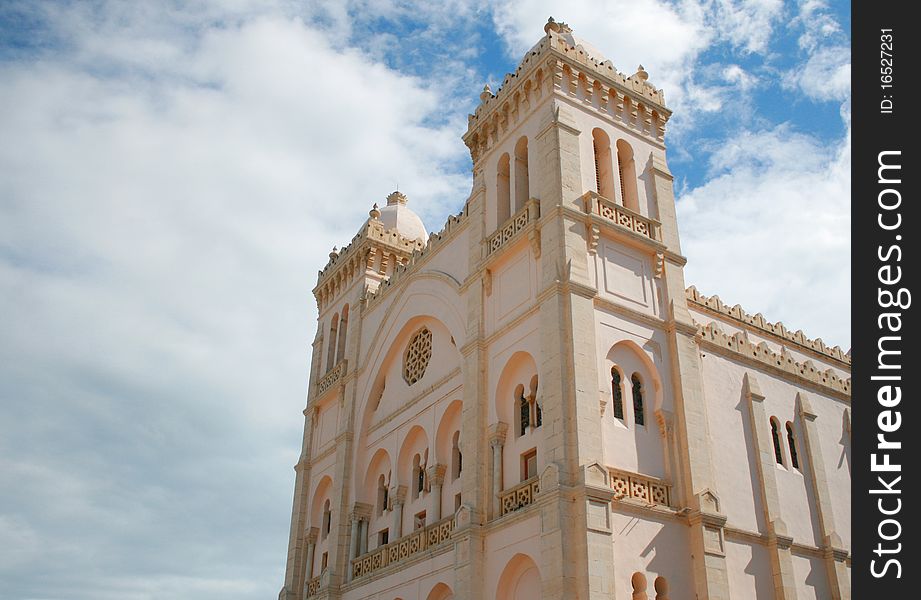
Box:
687;286;850;367
697;322;851;399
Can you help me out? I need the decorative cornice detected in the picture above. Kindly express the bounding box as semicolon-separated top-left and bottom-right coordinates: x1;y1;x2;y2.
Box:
363;207;469;310
686;286;850;368
697;321;851;400
462;19;670;165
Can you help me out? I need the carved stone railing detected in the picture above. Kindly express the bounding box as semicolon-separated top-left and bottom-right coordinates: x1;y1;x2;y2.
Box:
609;468;671;507
304;576;321;598
486;199;539;255
350;515;455;580
316;360;346;395
499;476;541;516
581;191;661;242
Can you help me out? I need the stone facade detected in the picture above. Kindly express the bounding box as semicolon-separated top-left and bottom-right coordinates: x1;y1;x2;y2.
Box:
279;19;851;600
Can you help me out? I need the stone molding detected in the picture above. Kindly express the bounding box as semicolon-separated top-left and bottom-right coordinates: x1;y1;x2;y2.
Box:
686;286;850;367
697;321;851;400
363;209;468;310
463;19;669;164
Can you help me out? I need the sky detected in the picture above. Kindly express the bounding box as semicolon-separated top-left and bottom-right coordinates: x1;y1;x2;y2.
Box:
0;1;849;599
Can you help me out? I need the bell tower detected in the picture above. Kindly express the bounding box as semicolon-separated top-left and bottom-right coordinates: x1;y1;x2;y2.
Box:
461;17;730;599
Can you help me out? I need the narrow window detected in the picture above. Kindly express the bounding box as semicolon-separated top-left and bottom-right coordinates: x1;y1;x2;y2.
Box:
321;551;328;572
454;493;462;512
335;304;349;363
592;129;615;200
770;418;784;465
412;454;424;498
414;511;426;530
514;137;529;213
616;139;638;211
786;422;800;469
378;529;389;546
377;474;388;515
611;367;624;420
497;153;511;224
452;431;462;480
518;387;530;436
530;375;541;428
326;313;339;372
522;449;538;481
631;374;645;426
322;499;331;538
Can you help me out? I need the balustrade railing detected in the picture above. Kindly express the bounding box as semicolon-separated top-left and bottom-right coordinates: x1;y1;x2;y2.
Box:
486;199;539;255
499;476;541;516
316;360;346;395
609;468;671;507
581;191;661;242
305;576;321;597
350;515;455;580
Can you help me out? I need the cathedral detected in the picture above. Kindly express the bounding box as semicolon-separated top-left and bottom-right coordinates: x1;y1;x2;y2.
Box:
278;19;851;600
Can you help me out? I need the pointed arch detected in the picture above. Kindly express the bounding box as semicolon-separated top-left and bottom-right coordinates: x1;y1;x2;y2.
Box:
611;366;625;421
631;373;645;426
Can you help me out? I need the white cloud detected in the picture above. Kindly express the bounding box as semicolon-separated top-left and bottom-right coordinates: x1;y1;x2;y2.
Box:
677;123;851;348
0;8;470;599
783;44;850;102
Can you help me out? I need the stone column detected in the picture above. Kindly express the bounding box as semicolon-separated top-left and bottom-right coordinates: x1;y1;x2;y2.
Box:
302;527;318;585
743;373;797;599
488;422;508;518
358;517;368;556
427;464;447;522
798;393;850;599
348;513;360;561
390;485;407;540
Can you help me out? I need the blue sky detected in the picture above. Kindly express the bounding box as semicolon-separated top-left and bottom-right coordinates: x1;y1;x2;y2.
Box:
0;1;849;599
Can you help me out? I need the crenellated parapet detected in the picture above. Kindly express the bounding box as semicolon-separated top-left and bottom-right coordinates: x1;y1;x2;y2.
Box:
696;321;851;400
314;212;424;312
686;286;851;367
363;206;469;310
462;17;671;165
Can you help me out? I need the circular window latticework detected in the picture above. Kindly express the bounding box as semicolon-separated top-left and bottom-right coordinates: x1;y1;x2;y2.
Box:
403;327;433;385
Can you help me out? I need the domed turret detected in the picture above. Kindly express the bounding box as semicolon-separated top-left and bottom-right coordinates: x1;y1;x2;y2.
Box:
375;191;427;242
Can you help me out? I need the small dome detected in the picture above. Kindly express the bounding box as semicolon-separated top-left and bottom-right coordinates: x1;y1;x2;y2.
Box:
375;191;427;242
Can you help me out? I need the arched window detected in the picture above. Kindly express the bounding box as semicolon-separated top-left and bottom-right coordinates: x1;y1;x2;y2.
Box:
770;418;784;465
412;454;425;498
611;367;624;420
452;431;462;480
514;137;529;213
517;384;530;437
786;422;800;469
631;373;645;426
497;153;511;225
322;499;331;538
377;474;388;515
326;313;339;372
335;304;349;364
616;139;638;212
592;129;615;201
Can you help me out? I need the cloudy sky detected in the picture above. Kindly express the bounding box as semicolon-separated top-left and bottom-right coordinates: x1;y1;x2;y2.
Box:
0;1;849;598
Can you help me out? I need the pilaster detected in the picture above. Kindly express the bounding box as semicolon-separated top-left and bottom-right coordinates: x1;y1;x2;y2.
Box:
743;373;798;599
797;393;850;599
